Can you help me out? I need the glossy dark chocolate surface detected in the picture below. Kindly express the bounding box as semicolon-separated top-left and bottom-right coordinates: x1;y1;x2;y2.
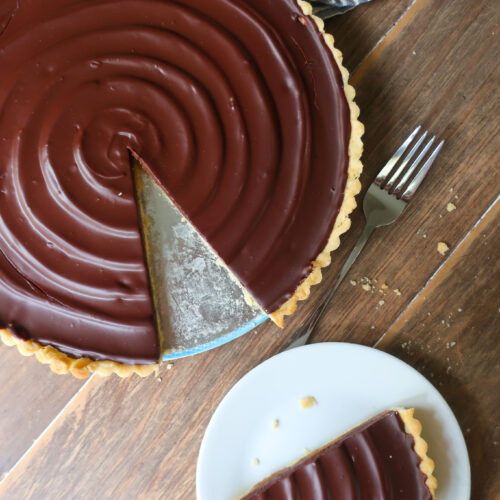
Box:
243;412;432;500
0;0;350;363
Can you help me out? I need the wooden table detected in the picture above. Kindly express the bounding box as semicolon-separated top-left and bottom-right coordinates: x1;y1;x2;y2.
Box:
0;0;498;498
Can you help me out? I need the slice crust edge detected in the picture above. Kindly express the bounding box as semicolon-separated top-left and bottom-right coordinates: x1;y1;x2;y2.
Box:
397;407;438;500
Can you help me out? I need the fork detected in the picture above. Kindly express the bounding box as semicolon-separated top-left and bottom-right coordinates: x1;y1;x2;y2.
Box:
311;1;373;19
281;126;444;351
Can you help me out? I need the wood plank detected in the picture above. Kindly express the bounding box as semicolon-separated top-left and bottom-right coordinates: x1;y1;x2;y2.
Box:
0;326;291;499
301;0;500;347
376;198;500;499
325;0;416;71
0;347;84;478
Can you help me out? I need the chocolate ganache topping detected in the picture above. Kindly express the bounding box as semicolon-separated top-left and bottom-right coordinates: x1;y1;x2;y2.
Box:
0;0;350;364
243;411;433;500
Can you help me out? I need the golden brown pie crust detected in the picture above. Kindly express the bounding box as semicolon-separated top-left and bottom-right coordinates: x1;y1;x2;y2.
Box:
270;0;364;327
0;0;363;377
397;407;438;499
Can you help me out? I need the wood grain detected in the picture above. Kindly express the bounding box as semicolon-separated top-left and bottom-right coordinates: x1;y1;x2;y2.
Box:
0;327;292;499
0;346;84;478
304;0;500;347
377;199;500;500
325;0;416;71
0;0;498;498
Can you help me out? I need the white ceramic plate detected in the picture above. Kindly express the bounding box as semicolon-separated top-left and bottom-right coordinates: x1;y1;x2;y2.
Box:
197;342;470;500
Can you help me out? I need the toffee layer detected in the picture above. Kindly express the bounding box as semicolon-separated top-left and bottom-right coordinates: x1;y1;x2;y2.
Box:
243;411;433;500
0;0;350;364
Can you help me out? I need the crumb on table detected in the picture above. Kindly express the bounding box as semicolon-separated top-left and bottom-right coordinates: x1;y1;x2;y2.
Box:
252;458;260;466
438;242;450;255
272;419;279;429
447;202;457;212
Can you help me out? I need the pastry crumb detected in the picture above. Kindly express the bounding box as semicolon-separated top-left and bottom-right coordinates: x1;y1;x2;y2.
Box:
423;233;427;239
157;377;162;382
350;280;357;286
361;283;371;292
252;458;260;466
378;300;385;307
446;202;456;212
166;363;174;370
272;419;279;429
437;242;450;255
300;396;318;409
381;283;388;290
449;187;454;193
393;288;402;296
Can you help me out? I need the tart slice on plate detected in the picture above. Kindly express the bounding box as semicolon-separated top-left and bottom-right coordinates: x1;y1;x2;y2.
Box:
0;0;363;377
241;408;437;500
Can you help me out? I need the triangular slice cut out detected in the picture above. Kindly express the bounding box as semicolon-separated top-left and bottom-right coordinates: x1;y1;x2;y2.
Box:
133;161;264;357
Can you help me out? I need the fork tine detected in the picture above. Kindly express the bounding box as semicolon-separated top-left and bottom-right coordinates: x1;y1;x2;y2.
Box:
401;140;444;201
384;131;428;191
375;126;421;186
393;136;435;194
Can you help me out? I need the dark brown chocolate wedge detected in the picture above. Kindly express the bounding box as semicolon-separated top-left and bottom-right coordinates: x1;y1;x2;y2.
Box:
242;410;436;500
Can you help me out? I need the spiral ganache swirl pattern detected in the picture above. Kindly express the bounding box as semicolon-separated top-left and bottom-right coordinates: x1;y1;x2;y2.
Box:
0;0;351;364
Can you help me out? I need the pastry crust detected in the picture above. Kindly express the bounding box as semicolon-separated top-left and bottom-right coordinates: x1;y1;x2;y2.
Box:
0;329;158;379
0;0;362;375
270;0;364;327
397;407;438;499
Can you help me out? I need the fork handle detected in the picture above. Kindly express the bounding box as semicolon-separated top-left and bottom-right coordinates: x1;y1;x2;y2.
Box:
282;223;376;351
313;222;375;323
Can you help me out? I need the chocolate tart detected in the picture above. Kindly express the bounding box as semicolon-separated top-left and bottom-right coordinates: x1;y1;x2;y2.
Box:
242;408;437;500
0;0;363;377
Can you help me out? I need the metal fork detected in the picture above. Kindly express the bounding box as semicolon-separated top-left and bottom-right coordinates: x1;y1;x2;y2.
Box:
281;126;444;351
311;1;373;19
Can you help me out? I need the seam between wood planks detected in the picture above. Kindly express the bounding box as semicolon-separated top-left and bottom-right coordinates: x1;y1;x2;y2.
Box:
0;375;95;487
350;0;430;86
373;194;500;350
